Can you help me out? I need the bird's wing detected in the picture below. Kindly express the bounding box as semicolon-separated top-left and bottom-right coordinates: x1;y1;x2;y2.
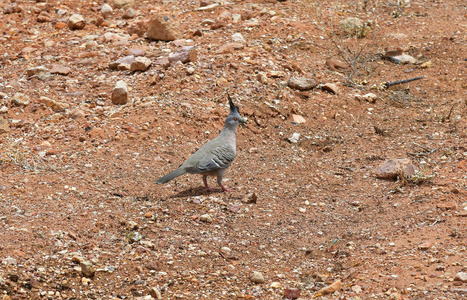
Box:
193;144;236;173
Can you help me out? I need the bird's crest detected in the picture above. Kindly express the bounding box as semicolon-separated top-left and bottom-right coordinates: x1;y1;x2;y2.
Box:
227;93;240;113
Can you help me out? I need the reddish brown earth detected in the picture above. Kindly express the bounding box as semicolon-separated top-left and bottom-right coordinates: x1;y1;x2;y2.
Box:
0;0;466;299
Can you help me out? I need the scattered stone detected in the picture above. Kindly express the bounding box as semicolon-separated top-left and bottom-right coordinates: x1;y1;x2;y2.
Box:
11;93;30;106
130;56;152;72
186;66;195;75
0;116;9;134
109;55;135;70
231;32;246;43
127;231;142;243
168;46;198;65
287;77;317;91
68;14;86;30
270;282;282;289
340;17;364;34
436;202;457;210
125;48;145;56
0;106;8;113
26;66;49;78
418;241;432;250
284;287;300;299
113;0;134;8
147;13;181;41
288;132;300;143
326;58;348;71
321;83;339;94
355;92;378;103
39;96;69;112
292;114;306;124
50;64;72;75
257;72;270;84
196;3;219;11
80;261;95;278
111;80;129;105
241;192;257;204
149;287;162;299
69;108;86;119
101;4;113;19
127;19;148;37
232;13;241;23
375;158;418;180
200;214;213;223
2;256;16;265
122;8;137;19
454;272;467;282
211;19;226;30
3;4;22;14
145;261;161;271
154;58;170;69
217;43;244;54
250;271;264;284
351;285;363;294
317;279;342;295
383;49;418;64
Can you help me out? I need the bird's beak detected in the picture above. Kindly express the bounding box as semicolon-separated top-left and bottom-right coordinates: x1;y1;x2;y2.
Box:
240;118;247;124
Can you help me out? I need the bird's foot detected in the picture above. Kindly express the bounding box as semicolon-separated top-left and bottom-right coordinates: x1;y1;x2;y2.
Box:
219;184;234;192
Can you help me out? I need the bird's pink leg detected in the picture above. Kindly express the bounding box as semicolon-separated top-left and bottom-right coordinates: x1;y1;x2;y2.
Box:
218;183;234;192
203;175;218;192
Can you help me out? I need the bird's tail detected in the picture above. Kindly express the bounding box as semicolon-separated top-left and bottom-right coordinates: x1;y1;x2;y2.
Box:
155;168;186;184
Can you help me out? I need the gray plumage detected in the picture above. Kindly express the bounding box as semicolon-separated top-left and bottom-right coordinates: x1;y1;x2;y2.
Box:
155;94;246;192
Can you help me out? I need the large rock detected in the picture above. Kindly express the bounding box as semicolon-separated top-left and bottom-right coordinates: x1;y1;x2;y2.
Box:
130;56;152;71
147;13;182;41
11;93;30;106
111;80;129;105
375;158;418;179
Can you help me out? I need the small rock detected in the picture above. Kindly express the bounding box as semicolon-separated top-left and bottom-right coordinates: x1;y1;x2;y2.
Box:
101;4;113;18
113;0;134;8
231;32;246;43
355;93;378;103
340;17;364;34
26;66;49;78
147;13;181;41
257;72;270;84
149;287;162;299
125;48;145;56
200;214;213;223
11;93;30;106
186;66;195;75
2;256;17;265
3;4;22;14
317;279;342;295
146;261;161;271
127;19;148;37
270;282;281;289
122;8;137;19
292;114;306;124
50;64;72;75
288;132;300;143
250;271;264;284
196;3;219;11
418;241;432;250
109;55;135;70
321;83;339;94
127;231;142;243
69;108;85;119
284;287;300;299
111;80;129;105
154;58;170;69
0;106;8;113
351;285;362;294
454;272;467;282
39;96;69;112
130;56;152;72
80;261;95;278
0;116;9;134
436;202;457;210
375;158;418;179
168;46;198;65
211;19;226;30
287;77;317;91
232;13;241;23
241;192;257;204
68;14;86;30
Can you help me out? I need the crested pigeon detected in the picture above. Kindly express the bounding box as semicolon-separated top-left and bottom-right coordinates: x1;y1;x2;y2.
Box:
155;94;246;192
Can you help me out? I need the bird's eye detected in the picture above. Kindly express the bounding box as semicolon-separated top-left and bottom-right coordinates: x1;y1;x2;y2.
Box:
233;117;238;121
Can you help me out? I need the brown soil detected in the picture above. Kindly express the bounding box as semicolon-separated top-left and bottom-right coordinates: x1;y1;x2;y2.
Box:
0;0;466;299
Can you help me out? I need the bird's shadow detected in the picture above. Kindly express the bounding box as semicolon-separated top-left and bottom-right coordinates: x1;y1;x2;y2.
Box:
168;186;221;199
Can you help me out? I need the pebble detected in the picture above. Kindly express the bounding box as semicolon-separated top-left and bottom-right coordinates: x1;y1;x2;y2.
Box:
418;241;432;250
122;8;137;19
231;32;246;43
288;132;300;143
321;83;339;94
26;66;49;78
168;46;198;65
149;287;162;299
101;4;113;18
241;192;257;204
147;13;181;41
50;64;72;75
200;214;213;223
0;116;9;134
186;66;195;75
287;76;317;91
317;279;342;295
292;114;306;124
250;271;264;284
113;0;135;8
355;93;378;103
80;261;95;278
326;58;348;70
11;93;30;106
109;55;135;70
39;96;69;112
375;158;418;179
111;80;129;105
1;256;16;265
454;272;467;282
0;106;8;113
284;288;300;299
68;14;86;30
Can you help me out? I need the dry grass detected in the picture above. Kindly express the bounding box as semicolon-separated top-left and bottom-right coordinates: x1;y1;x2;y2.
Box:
0;136;50;172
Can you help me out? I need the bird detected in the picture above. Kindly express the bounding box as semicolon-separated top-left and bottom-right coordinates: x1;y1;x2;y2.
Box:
155;94;246;192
